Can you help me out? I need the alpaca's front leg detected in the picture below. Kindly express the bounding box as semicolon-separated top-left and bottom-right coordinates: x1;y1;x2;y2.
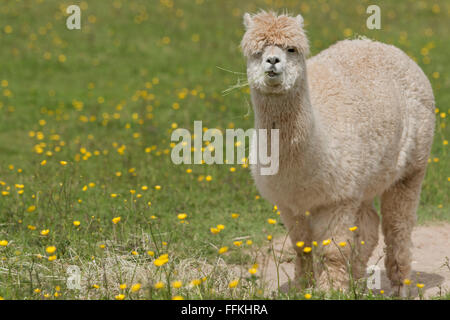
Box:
310;202;360;291
279;207;313;288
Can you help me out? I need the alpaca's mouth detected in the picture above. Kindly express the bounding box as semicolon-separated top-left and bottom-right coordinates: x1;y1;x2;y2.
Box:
266;71;279;78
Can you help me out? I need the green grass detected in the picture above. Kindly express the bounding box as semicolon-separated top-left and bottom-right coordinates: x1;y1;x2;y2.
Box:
0;0;448;300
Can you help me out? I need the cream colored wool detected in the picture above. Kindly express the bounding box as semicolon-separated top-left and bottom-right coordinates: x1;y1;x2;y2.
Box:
241;11;435;293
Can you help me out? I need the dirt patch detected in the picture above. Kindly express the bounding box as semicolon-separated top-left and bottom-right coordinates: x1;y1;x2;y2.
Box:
259;223;450;298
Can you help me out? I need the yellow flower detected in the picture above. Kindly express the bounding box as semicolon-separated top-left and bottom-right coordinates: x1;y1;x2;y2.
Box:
267;235;272;241
304;293;312;299
303;247;312;253
131;283;141;292
312;241;318;247
131;250;139;256
228;279;239;288
218;246;228;254
40;229;50;236
246;240;253;245
27;205;36;213
267;218;277;224
34;288;41;293
119;283;127;290
154;254;169;266
147;250;155;256
210;227;220;234
172;295;184;300
112;216;121;224
322;239;331;246
0;240;8;246
216;224;225;230
380;290;384;294
190;279;202;286
60;161;67;166
154;185;161;190
48;255;57;261
154;282;165;289
233;241;243;247
296;241;305;248
46;246;56;254
231;213;239;219
403;279;411;286
343;28;353;37
305;211;311;216
338;241;347;247
416;283;425;289
177;213;187;220
349;226;358;232
248;268;257;275
73;221;80;227
92;284;100;289
115;294;125;300
172;280;182;289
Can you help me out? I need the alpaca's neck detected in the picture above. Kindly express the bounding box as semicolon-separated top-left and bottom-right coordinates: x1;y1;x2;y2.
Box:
251;75;326;169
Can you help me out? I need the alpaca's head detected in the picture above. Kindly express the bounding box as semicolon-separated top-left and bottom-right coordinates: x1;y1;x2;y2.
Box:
241;11;310;95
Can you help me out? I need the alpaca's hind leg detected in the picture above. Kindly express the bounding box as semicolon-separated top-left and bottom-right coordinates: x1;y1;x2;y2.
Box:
352;202;380;280
311;202;360;290
381;170;425;296
279;207;313;287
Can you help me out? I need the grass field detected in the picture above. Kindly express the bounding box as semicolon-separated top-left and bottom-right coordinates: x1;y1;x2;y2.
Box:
0;0;448;300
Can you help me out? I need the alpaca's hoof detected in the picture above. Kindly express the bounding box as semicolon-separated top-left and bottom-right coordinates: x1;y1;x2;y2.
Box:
391;285;407;298
293;274;315;290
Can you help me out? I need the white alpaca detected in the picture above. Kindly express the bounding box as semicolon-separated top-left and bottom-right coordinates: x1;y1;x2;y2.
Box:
241;11;435;294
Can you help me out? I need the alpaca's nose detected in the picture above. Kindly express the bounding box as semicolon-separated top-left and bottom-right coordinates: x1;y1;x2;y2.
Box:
266;56;280;65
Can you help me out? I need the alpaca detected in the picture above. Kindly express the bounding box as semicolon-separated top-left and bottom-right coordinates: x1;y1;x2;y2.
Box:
241;11;435;294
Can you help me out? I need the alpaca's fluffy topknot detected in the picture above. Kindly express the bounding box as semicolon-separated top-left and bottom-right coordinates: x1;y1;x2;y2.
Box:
240;11;310;57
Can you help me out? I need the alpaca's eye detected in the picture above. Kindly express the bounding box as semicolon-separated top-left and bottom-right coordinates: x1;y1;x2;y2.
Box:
287;47;297;53
252;51;262;59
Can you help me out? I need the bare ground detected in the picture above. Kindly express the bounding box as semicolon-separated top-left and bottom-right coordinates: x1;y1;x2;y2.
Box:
259;223;450;299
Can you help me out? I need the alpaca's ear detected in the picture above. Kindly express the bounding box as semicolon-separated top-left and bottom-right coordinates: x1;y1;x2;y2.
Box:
295;14;304;28
243;13;252;29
